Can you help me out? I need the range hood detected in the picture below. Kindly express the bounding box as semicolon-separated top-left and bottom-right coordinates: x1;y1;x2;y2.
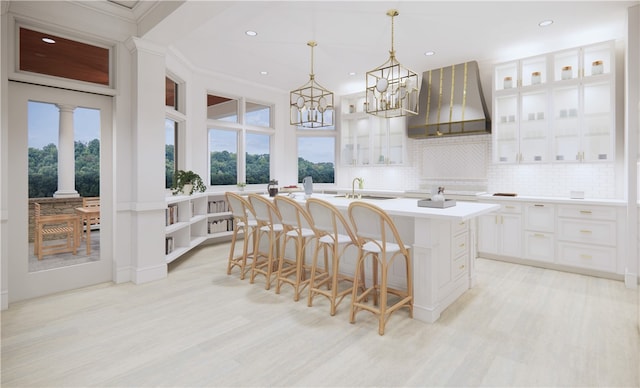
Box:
408;61;491;138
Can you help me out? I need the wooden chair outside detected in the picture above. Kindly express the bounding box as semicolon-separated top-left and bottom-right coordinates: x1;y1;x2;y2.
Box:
348;201;413;335
81;196;101;237
273;195;316;301
33;202;80;260
225;192;257;280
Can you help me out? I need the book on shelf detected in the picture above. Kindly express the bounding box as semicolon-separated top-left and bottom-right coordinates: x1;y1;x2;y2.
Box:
166;204;179;226
208;217;235;234
208;200;228;214
165;236;174;254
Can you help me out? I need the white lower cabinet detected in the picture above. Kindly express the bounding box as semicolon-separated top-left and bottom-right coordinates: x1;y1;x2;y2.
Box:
477;203;522;257
478;198;623;277
556;204;617;272
523;203;555;262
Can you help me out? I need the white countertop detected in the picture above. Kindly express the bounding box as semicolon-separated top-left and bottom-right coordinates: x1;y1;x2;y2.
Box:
292;193;500;221
476;193;627;206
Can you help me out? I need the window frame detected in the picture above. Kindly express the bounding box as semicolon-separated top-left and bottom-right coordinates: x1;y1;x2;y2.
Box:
206;94;275;188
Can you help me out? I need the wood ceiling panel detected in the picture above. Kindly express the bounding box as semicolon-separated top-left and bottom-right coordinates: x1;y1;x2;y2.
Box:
19;27;110;86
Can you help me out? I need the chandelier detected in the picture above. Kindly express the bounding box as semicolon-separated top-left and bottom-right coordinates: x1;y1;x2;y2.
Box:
366;9;419;118
290;41;334;128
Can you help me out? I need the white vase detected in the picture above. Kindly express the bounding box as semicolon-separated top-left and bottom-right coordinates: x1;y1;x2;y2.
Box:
182;184;193;195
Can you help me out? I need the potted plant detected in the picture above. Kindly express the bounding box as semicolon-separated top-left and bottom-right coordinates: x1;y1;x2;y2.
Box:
172;170;206;195
236;182;247;191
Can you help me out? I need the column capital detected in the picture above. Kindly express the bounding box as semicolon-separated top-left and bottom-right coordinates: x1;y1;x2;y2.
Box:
55;104;77;113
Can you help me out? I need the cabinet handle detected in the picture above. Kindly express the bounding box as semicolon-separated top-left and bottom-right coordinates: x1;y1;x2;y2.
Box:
459;264;466;270
579;210;592;214
534;204;544;207
459;243;465;248
459;221;466;226
534;233;545;238
580;229;592;234
505;205;515;209
580;254;592;259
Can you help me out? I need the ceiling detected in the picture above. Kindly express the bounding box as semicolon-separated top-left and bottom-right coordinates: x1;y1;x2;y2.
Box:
111;1;638;95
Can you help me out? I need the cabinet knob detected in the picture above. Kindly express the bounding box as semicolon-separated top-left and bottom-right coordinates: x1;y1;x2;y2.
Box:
459;243;465;248
459;264;465;270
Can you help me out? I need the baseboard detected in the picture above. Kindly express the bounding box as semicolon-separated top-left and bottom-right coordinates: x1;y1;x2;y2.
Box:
131;263;167;284
624;270;638;289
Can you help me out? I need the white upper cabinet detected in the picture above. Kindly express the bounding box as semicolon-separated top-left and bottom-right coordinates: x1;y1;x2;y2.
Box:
493;41;615;164
340;92;406;166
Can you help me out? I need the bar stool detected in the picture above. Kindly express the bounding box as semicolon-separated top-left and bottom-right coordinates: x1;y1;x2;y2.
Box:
225;192;257;280
273;195;316;301
248;194;284;290
305;197;364;316
348;201;413;335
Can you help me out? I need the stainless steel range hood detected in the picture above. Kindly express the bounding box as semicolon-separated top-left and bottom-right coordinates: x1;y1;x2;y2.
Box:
408;61;491;138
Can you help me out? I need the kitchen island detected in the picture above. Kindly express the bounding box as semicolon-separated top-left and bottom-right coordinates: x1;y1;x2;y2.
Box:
290;193;500;323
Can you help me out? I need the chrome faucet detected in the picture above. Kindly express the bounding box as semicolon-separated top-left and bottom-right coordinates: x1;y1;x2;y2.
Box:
351;177;364;199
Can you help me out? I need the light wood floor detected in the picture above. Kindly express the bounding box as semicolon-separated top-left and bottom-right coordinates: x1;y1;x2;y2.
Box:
2;242;639;387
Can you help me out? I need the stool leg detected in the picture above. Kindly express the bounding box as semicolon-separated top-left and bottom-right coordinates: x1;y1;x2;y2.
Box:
307;239;321;307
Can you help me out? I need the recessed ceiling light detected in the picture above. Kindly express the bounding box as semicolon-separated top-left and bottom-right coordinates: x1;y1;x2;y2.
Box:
42;37;56;44
538;20;553;27
424;50;435;56
348;72;356;76
260;71;268;75
245;30;258;37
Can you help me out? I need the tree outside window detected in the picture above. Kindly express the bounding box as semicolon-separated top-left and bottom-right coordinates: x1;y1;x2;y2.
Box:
298;137;335;183
209;128;238;185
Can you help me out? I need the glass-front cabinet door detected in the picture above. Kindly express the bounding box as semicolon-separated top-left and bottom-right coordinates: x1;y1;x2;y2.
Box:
493;54;548;164
494;40;615;164
340;92;405;166
371;117;405;165
552;41;614;162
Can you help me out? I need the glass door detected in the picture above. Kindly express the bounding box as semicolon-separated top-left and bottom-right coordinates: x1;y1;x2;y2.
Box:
7;82;113;302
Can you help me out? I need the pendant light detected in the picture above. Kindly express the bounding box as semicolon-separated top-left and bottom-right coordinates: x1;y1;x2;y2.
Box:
290;41;334;128
366;9;419;118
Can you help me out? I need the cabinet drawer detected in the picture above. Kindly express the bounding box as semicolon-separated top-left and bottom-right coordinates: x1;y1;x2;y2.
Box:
523;231;555;263
452;232;468;258
500;203;522;214
557;205;617;221
452;254;468;280
525;203;555;232
557;219;616;246
557;242;616;272
452;220;469;236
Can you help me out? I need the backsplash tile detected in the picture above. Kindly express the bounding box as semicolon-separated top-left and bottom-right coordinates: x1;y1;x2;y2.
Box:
342;134;619;199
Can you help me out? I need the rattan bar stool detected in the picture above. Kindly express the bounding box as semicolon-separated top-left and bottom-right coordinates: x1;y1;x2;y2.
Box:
225;192;258;280
305;197;364;316
248;194;284;290
273;195;316;301
348;201;413;335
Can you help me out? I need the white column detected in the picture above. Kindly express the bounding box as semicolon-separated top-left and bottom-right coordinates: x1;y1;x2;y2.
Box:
53;104;79;198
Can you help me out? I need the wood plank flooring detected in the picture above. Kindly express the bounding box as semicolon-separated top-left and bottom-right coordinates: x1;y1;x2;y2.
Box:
2;242;638;387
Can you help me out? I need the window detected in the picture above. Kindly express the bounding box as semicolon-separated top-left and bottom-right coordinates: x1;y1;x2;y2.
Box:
245;132;270;184
208;96;274;186
207;94;238;122
165;119;177;189
245;102;271;127
166;77;178;110
209;128;238;185
298;137;335;183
